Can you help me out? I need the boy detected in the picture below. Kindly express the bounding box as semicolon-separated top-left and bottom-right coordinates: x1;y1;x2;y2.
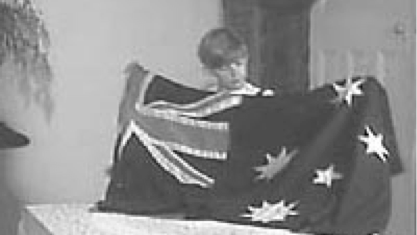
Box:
198;27;272;96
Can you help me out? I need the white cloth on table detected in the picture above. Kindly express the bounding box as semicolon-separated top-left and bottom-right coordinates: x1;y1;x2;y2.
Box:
19;204;310;235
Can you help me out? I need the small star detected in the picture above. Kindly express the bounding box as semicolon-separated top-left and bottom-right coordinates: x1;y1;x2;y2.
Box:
358;125;389;162
241;200;298;223
254;147;298;181
313;164;343;188
332;78;366;106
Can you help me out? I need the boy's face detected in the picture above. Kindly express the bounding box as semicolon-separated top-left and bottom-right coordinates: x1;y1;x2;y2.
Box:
215;57;248;91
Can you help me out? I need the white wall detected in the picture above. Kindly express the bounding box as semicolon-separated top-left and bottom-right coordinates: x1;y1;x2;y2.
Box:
5;0;221;203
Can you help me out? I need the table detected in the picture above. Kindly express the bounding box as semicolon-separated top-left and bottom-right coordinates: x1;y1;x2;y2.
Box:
18;204;308;235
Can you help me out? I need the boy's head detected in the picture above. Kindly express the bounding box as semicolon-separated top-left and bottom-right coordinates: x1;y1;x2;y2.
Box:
198;28;249;90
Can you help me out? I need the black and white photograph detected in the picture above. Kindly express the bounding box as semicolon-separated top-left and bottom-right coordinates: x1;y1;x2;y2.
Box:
0;0;415;234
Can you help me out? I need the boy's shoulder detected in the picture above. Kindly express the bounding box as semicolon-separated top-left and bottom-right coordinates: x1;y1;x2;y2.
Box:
230;82;275;97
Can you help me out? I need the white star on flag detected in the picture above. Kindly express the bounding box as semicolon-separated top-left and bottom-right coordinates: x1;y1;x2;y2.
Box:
332;78;366;106
358;125;389;162
254;147;298;181
241;200;298;223
313;164;343;188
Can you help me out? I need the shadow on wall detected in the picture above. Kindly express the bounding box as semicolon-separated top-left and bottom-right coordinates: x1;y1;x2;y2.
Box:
0;123;30;235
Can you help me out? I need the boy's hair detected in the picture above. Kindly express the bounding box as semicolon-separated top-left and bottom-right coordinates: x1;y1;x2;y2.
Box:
198;27;248;70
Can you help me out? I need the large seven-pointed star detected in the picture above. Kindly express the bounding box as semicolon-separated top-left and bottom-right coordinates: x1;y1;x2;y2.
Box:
332;78;366;106
254;147;298;181
241;200;298;223
313;164;343;188
358;125;389;162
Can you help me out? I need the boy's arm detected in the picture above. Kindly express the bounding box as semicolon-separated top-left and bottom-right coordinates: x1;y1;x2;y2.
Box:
117;62;148;133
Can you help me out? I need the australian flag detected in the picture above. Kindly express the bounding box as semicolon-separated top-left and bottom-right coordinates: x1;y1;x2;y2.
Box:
97;63;402;235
